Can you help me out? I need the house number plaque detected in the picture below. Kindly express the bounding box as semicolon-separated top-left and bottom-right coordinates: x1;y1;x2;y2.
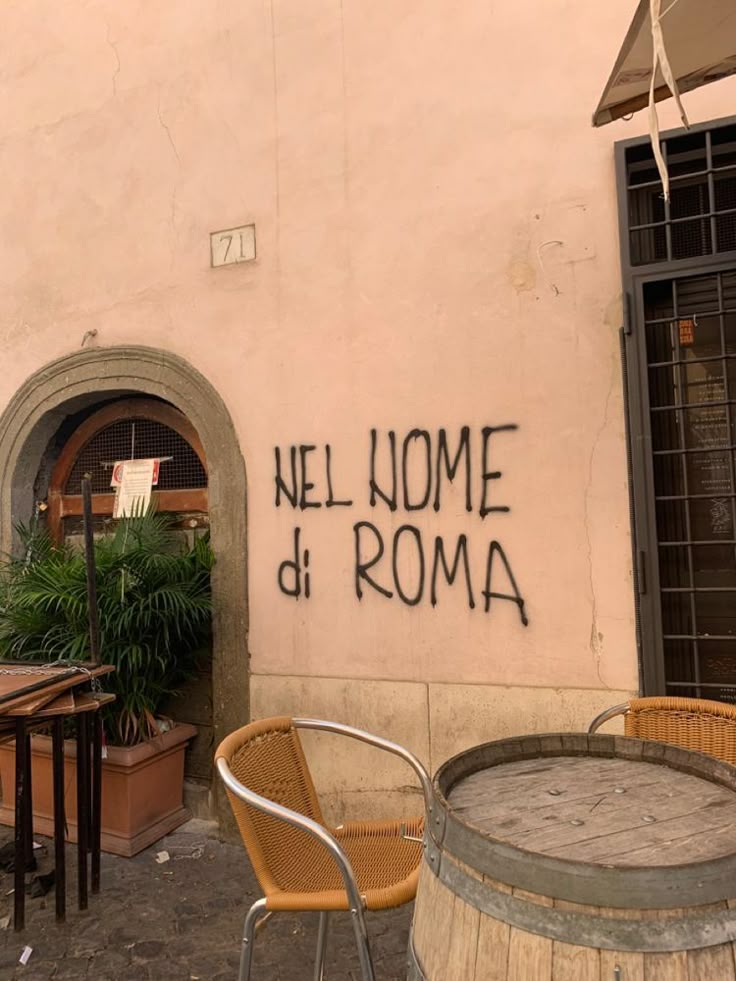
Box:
210;223;256;267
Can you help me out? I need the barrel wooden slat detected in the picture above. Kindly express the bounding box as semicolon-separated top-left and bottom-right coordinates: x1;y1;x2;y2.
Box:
552;900;600;981
643;950;688;980
550;941;600;981
409;862;429;955
473;875;512;981
507;888;553;981
445;892;480;981
409;734;736;981
600;948;643;981
411;862;451;978
686;943;736;981
599;905;645;981
585;817;736;867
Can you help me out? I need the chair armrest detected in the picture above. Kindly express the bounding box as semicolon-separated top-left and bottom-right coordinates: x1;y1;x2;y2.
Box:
292;718;433;813
588;702;630;734
215;757;367;913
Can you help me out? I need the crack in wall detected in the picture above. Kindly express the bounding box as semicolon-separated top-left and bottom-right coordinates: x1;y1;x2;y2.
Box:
156;93;181;266
156;97;181;165
425;681;433;774
584;354;617;690
107;26;121;97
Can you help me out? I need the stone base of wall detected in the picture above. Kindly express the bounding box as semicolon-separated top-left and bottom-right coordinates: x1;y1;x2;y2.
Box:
250;674;635;825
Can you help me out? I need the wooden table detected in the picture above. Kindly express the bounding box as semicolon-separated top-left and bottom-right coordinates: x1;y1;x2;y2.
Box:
0;665;114;930
447;753;736;865
410;733;736;980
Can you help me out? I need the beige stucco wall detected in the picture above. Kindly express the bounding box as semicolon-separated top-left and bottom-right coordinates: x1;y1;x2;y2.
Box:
250;674;630;821
2;2;735;814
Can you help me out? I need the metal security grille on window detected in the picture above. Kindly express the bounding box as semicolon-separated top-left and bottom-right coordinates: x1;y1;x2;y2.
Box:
627;125;736;266
64;420;207;494
645;271;736;701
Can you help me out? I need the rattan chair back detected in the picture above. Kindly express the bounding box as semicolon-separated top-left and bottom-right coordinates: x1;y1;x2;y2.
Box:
216;716;326;898
624;696;736;766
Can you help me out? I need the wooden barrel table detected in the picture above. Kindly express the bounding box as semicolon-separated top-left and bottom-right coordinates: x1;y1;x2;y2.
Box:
408;733;736;980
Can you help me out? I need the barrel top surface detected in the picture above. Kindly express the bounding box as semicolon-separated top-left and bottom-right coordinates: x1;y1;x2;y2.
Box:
447;754;736;867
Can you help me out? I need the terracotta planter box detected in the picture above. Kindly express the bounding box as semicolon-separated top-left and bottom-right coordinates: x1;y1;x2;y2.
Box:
0;723;197;857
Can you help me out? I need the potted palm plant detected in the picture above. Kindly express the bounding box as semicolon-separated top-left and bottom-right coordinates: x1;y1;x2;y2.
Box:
0;512;213;856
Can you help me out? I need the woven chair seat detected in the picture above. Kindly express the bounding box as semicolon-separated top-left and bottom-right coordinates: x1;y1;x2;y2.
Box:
264;816;424;911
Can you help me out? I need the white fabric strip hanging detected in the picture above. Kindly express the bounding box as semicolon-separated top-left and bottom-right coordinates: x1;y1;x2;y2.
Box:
648;0;690;200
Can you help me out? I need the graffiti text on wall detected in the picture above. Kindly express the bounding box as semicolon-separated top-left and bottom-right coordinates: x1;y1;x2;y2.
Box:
274;427;528;626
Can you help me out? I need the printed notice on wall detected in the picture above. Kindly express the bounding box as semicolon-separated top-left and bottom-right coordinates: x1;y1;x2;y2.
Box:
111;459;159;518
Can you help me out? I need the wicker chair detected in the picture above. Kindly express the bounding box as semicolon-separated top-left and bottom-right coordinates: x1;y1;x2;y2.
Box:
215;716;431;981
588;695;736;765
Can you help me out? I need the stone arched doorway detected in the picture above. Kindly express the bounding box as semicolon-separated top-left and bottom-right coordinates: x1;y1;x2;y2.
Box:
0;346;248;824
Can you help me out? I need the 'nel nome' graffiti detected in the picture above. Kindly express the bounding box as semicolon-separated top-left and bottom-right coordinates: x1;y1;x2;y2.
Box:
274;427;528;626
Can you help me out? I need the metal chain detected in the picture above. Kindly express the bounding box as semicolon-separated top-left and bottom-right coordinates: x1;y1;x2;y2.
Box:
0;662;97;677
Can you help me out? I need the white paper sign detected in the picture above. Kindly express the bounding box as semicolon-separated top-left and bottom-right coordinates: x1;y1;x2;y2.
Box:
112;459;157;518
111;459;160;488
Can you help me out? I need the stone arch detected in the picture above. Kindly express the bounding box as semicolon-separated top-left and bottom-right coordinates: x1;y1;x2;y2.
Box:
0;346;248;821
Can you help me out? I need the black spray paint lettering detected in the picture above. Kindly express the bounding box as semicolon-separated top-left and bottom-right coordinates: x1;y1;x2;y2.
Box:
369;430;398;511
274;428;528;624
324;445;352;508
431;534;475;609
274;446;298;508
434;427;472;513
353;523;527;624
402;431;432;511
354;521;393;599
370;426;517;514
274;444;353;510
480;425;517;517
482;540;528;625
392;525;425;605
277;527;311;599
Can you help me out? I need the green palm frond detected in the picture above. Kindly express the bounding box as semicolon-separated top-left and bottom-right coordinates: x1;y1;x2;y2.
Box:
0;517;213;747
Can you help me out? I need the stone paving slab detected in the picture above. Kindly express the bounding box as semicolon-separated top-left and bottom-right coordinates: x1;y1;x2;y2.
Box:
0;822;412;980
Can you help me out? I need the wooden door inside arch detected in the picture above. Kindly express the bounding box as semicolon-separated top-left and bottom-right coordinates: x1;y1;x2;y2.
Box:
47;398;208;539
46;397;213;791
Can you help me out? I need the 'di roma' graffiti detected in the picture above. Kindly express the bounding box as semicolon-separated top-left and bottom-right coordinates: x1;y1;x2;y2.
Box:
273;427;528;626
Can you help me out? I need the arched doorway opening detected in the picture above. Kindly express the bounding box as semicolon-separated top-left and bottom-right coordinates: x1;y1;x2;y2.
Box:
0;347;248;826
46;397;208;541
43;395;213;792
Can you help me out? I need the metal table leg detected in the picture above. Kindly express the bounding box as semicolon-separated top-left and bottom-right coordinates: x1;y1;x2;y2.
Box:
91;711;102;894
14;718;26;932
52;717;66;922
22;729;33;870
76;712;89;911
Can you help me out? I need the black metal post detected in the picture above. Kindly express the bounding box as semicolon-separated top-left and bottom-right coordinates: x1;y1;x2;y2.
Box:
22;730;33;867
14;718;26;931
81;477;100;666
52;717;66;922
91;711;102;893
76;713;89;911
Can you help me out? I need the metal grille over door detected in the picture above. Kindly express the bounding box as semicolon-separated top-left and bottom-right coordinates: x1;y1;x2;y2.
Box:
47;399;208;541
64;420;207;494
644;271;736;700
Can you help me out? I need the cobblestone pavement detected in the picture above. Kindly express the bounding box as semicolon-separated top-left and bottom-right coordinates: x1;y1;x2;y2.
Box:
0;822;412;980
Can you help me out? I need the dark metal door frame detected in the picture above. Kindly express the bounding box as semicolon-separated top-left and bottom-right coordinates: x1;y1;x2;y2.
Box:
615;116;736;696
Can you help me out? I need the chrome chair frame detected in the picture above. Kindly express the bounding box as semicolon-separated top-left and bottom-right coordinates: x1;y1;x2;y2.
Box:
216;717;432;981
587;702;630;733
